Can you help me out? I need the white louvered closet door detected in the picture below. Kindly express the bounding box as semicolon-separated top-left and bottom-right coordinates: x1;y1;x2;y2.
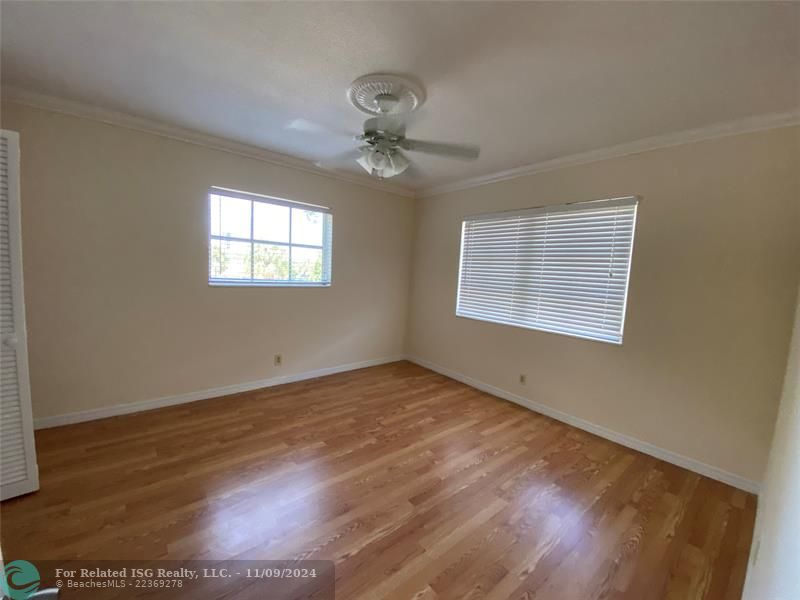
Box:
0;129;38;500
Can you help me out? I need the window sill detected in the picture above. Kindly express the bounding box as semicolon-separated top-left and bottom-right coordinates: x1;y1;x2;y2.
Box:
209;280;331;288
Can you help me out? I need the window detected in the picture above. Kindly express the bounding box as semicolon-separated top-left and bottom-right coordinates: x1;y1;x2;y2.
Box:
456;196;638;344
208;187;332;286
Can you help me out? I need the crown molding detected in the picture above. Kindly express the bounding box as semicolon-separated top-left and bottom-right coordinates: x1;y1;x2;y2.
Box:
418;108;800;198
4;86;797;201
1;87;416;199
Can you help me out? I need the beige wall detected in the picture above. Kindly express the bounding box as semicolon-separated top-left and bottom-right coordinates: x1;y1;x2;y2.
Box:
3;99;799;487
407;126;800;484
0;101;415;420
743;287;800;600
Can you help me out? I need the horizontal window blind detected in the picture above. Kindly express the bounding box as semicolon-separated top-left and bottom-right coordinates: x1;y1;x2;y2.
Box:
456;197;638;344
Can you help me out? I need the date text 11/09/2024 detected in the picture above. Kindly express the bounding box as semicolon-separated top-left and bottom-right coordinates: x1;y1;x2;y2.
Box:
52;567;321;579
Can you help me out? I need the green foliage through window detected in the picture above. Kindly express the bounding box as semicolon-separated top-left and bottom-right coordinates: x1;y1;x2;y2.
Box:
209;190;331;285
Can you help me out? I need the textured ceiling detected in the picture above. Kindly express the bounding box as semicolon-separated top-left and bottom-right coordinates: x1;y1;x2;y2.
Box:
2;1;798;191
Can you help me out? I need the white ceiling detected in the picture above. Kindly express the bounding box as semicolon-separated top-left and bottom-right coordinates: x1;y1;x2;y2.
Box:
2;1;798;192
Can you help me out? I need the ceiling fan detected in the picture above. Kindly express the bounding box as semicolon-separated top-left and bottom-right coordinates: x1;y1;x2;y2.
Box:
292;74;480;179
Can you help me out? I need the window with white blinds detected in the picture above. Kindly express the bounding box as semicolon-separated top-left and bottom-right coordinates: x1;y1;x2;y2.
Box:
456;197;638;344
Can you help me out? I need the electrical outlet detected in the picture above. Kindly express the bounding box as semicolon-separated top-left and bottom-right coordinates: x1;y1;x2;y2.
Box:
274;354;282;367
519;374;527;385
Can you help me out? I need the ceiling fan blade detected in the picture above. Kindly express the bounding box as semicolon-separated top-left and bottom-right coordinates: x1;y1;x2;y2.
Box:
399;139;480;160
286;118;355;139
314;148;363;171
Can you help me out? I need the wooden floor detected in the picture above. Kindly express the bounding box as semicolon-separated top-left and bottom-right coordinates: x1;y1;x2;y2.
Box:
1;361;755;599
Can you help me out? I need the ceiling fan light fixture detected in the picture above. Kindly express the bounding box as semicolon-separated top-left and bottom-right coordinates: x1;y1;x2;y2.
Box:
355;147;409;179
356;148;388;176
355;154;370;174
368;150;389;171
387;150;410;176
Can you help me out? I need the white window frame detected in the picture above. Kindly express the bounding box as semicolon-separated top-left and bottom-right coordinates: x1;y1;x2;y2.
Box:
208;186;333;287
456;196;638;344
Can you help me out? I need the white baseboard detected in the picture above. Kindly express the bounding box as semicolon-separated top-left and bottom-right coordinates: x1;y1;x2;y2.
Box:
405;354;761;494
33;356;404;430
34;353;760;494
